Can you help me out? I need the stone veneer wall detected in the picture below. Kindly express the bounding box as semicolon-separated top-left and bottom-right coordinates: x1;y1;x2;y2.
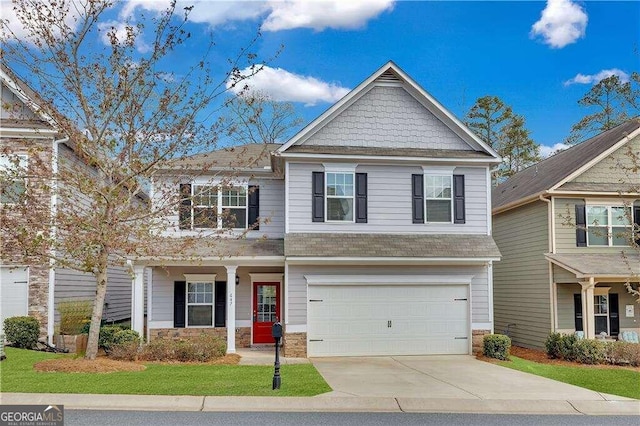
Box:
472;329;492;354
283;332;307;358
149;327;251;349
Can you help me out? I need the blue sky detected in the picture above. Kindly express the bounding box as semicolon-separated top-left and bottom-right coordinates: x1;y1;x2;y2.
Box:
4;1;639;155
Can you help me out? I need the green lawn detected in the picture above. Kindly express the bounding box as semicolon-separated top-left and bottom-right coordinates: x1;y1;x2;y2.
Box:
498;356;640;400
0;347;331;396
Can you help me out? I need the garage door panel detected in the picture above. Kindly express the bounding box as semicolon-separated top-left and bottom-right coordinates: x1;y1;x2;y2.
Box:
308;284;469;357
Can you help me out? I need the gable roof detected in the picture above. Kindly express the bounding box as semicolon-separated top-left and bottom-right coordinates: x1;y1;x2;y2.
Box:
493;118;640;212
277;61;500;161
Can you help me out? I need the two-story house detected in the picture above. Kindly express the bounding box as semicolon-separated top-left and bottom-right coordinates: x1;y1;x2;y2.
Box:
492;119;640;349
129;62;501;357
0;64;134;342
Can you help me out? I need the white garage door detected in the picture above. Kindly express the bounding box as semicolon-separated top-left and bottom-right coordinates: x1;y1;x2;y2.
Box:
1;267;29;333
308;284;469;357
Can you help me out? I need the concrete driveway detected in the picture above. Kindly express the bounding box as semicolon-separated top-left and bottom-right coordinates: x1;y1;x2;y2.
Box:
311;355;628;400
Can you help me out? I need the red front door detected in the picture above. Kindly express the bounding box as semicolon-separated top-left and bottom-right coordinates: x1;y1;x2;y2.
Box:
252;282;280;344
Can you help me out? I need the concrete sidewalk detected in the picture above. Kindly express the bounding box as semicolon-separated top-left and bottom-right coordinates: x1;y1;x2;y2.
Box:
1;392;639;415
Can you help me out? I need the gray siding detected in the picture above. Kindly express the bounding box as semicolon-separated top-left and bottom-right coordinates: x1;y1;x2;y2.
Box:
288;162;488;234
554;197;634;254
552;264;579;283
556;283;580;330
493;200;551;349
572;136;640;186
1;83;38;120
286;264;489;326
54;264;132;324
154;176;284;239
303;86;472;151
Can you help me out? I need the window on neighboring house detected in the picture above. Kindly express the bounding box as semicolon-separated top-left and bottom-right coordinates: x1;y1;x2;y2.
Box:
0;154;27;204
425;175;452;223
326;172;354;222
187;281;213;327
189;184;248;229
586;205;632;246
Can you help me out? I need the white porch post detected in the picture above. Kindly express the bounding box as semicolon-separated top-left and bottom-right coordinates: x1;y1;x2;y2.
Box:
131;265;145;337
580;277;596;339
225;265;237;353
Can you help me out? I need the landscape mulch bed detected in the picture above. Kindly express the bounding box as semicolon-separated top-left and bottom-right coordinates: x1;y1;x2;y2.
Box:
34;353;241;373
479;346;640;372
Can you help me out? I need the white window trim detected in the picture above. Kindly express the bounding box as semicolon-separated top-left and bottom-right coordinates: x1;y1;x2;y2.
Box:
324;170;356;223
423;167;454;224
184;274;216;328
0;154;28;205
585;204;632;247
190;182;249;230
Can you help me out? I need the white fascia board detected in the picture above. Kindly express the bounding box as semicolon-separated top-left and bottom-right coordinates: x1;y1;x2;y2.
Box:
278;152;500;165
548;190;640;197
130;256;285;267
304;274;475;285
550;127;640;191
0;127;58;138
286;257;497;265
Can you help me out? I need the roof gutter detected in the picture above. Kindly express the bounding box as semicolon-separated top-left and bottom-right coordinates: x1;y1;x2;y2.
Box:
492;191;548;215
47;134;69;345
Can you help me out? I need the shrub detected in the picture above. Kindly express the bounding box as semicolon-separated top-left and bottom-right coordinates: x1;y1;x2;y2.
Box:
483;334;511;360
545;332;563;359
99;325;125;352
572;339;605;364
109;341;140;361
113;329;141;346
559;334;579;361
3;316;39;349
58;300;93;335
140;334;226;362
605;341;640;367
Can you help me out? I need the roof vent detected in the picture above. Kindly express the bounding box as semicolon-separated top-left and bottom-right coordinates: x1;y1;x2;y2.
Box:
377;69;402;83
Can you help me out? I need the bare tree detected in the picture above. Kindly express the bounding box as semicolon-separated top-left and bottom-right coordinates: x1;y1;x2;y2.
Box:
1;0;268;359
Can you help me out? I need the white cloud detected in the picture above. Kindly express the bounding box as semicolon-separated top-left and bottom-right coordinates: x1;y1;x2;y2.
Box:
97;20;151;53
540;142;570;158
262;0;395;32
120;0;394;31
0;0;81;43
564;68;630;86
226;65;350;106
530;0;588;48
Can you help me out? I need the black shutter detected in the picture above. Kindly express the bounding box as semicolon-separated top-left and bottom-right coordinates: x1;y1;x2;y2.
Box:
453;174;465;224
312;172;325;222
575;203;587;247
355;173;367;223
574;294;583;331
174;281;186;328
179;184;192;230
609;293;619;337
248;185;259;230
214;281;226;327
634;206;640;246
412;174;424;224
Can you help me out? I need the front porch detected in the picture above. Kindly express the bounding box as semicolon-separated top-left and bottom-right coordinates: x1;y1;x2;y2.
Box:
548;252;640;340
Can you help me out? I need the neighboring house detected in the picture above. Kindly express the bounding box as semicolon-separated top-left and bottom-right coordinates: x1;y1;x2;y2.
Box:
492;119;640;349
0;65;133;342
130;61;502;357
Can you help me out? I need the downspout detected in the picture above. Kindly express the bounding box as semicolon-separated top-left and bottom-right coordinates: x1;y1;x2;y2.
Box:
539;194;558;333
47;135;69;345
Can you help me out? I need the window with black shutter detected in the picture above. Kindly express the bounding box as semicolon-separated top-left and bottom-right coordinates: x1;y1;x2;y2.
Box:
453;174;465;224
178;184;191;230
355;173;367;223
312;171;325;222
411;174;424;223
575;203;587;247
248;185;259;230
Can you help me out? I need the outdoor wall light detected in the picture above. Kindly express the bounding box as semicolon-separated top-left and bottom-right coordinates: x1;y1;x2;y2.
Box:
235;276;240;285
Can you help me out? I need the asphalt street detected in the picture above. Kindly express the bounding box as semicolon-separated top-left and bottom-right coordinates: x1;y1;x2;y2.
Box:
66;410;640;426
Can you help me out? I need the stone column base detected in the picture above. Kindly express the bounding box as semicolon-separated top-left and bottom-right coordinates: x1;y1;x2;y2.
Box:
283;332;307;358
472;329;492;355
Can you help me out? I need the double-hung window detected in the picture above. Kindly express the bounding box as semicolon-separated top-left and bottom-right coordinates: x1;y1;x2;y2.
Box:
326;172;354;222
425;175;452;223
186;279;214;327
0;154;27;204
189;184;248;229
586;205;632;246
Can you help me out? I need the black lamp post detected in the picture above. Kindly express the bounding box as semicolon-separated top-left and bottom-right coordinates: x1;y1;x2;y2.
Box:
272;320;282;390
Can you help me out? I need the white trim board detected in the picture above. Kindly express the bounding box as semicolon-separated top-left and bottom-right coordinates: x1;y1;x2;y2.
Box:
304;274;475;285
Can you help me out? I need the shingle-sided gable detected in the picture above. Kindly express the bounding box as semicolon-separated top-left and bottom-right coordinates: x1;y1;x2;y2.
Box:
302;85;471;151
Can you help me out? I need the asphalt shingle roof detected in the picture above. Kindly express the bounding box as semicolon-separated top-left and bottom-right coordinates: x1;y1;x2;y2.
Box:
285;233;501;258
138;238;284;261
285;144;494;159
162;143;282;171
546;252;640;278
493;119;640;210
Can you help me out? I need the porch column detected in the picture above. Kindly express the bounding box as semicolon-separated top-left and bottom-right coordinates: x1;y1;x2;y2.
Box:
131;265;145;337
225;265;237;353
580;278;596;339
